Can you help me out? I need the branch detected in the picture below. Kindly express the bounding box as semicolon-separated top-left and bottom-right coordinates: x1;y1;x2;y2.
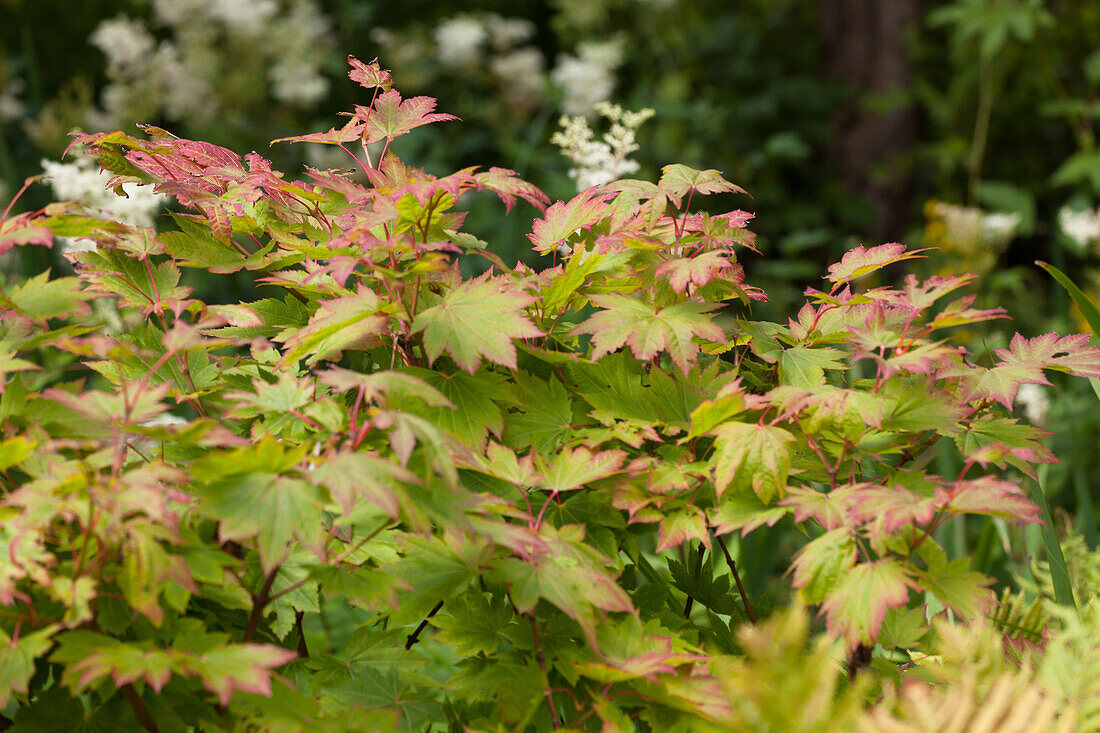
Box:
404;600;444;650
243;566;280;642
714;534;756;624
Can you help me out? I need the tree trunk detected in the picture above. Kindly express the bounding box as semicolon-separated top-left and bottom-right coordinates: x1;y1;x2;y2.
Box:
819;0;920;241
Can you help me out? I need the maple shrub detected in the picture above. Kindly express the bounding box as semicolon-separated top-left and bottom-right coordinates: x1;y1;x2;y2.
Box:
0;57;1097;731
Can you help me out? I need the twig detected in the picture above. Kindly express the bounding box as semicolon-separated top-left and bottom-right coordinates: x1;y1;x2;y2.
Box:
529;613;561;728
404;600;444;650
122;683;160;732
243;566;280;642
715;534;756;624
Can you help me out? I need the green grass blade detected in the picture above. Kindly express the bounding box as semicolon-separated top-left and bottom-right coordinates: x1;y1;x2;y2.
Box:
1030;464;1076;608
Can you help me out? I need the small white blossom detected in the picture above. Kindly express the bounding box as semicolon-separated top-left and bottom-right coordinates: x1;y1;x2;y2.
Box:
155;42;215;121
90;17;156;74
270;60;328;106
552;103;654;192
207;0;279;36
485;15;536;50
41;155;167;252
0;76;25;122
1015;383;1050;426
1058;205;1100;254
490;48;545;107
153;0;209;27
434;16;487;67
551;40;623;116
932;202;1019;250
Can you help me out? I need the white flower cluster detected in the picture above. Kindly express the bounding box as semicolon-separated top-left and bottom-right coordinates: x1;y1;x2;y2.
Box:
0;75;24;122
1015;383;1050;426
1058;205;1100;255
551;102;655;192
89;16;156;75
41;155;166;252
932;201;1020;250
434;16;488;67
207;0;279;37
86;0;332;130
551;40;624;116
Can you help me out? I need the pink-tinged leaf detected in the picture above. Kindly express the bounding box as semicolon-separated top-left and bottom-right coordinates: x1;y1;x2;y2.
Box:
183;644;298;706
656;504;710;551
898;273;976;311
710;421;796;503
411;279;541;373
926;294;1007;330
788;527;857;604
0;211;53;253
360;90;459;144
820;559;916;647
996;332;1100;378
847;482;939;533
571;294;725;375
825;243;928;285
657;164;747;199
965;442;1044;468
271;115;364;147
938;476;1041;522
708;494;791;537
347;55;393;90
0;625;58;707
494;524;632;652
535;445;627;492
68;644;177;694
527;188;615;254
913;558;994;620
655;250;736;294
275;287;389;367
310;451;419;518
779;484;858;531
944;332;1100;408
472;167;550;213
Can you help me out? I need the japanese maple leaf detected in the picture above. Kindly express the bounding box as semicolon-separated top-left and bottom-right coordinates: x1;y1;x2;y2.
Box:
571;294;725;375
657;164;747;201
411;279;542;373
820;558;917;647
709;421;796;503
938;476;1041;522
347;55;393;90
945;332;1100;408
359;90;459;144
655;250;735;294
825;243;928;286
527;188;615;254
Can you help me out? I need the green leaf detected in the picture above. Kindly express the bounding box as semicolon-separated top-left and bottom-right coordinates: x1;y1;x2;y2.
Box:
820;559;915;646
195;474;326;573
2;271;92;322
534;445;626;492
825;243;926;286
789;528;857;605
778;346;846;388
710;421;796;502
430;591;515;657
182;644;298;706
657;164;746;200
412;279;541;373
502;373;573;453
0;624;58;707
572;294;725;375
276;287;388;366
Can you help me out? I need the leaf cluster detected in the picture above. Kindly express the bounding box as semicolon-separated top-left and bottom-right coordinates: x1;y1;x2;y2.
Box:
0;58;1093;730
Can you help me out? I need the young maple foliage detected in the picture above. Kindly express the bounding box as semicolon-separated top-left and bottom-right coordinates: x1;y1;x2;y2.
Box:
1;55;1098;731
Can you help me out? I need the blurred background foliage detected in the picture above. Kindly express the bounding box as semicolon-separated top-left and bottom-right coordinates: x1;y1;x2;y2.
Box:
3;0;1100;591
